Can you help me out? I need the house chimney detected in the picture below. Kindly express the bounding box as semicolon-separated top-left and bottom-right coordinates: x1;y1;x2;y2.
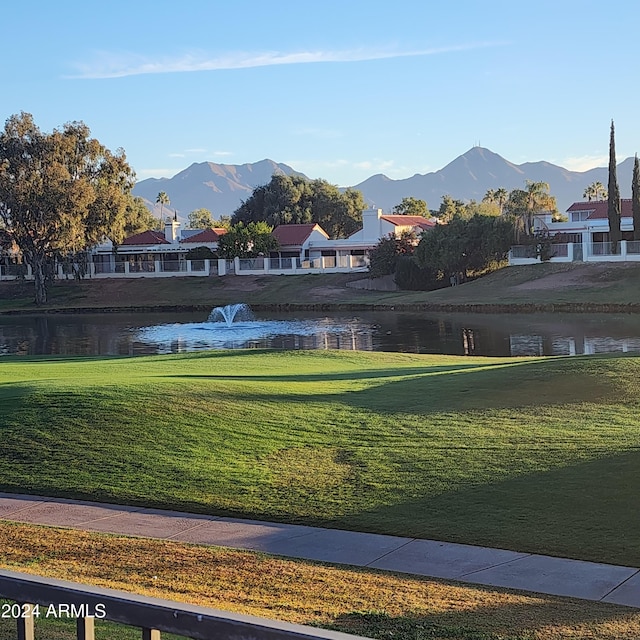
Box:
164;217;180;243
361;208;383;242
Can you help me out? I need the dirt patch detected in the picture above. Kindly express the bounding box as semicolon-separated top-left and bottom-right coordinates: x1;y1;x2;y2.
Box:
513;264;620;291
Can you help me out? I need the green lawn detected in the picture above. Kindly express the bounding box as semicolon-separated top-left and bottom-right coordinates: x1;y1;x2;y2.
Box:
1;350;639;566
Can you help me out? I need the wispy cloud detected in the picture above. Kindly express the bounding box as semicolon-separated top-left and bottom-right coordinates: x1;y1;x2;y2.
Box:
212;150;233;157
69;43;505;79
562;154;608;172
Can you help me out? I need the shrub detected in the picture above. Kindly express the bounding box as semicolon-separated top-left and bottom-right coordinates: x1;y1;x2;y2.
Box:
185;246;216;260
369;232;417;278
394;256;440;291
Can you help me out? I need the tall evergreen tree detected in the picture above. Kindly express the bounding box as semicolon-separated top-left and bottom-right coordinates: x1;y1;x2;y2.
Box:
633;154;640;241
607;121;622;253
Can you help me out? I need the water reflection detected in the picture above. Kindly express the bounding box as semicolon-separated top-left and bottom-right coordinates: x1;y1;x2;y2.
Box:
1;311;640;357
135;317;374;354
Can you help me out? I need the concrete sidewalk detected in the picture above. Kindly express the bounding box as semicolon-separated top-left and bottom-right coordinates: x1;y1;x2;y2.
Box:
1;492;638;608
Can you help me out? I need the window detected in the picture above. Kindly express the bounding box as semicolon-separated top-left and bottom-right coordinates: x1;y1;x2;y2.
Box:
571;211;592;222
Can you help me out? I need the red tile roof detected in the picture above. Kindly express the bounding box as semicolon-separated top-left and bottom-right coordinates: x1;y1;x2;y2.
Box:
272;223;328;246
567;199;633;219
380;215;435;230
181;228;227;243
121;230;169;245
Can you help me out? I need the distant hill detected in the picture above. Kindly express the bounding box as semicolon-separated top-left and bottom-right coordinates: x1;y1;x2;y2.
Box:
351;147;635;213
133;159;307;221
133;149;635;221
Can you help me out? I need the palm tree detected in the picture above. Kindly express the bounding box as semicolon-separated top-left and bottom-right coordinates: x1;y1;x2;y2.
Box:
494;188;508;215
508;181;557;241
156;191;170;220
483;188;497;203
583;181;607;201
483;188;509;215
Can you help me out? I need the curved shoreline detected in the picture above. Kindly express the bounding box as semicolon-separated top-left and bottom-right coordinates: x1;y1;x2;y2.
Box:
2;301;640;315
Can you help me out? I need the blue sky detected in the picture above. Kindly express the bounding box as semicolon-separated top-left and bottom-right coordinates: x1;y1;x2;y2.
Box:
3;0;639;187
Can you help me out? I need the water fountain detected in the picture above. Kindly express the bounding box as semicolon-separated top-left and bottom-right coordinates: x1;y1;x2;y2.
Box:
135;303;365;353
207;303;254;326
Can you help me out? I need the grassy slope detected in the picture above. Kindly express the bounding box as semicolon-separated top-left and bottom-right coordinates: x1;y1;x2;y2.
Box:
382;262;640;305
3;262;640;312
0;274;370;311
1;350;639;566
2;522;640;640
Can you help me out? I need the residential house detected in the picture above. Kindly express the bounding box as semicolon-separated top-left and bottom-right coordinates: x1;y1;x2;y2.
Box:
91;218;228;276
347;209;435;242
510;199;640;264
301;209;434;271
270;223;330;268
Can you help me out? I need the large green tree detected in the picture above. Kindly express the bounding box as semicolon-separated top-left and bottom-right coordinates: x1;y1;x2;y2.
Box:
217;221;278;259
0;112;136;304
232;174;364;238
608;121;622;253
368;231;418;278
392;197;429;217
437;195;468;222
632;154;640;241
187;208;215;229
415;215;513;282
125;196;162;233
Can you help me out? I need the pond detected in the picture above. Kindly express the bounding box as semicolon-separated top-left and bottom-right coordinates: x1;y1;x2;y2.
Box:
2;308;640;357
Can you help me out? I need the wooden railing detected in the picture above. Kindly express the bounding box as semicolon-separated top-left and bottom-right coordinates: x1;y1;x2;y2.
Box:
0;570;366;640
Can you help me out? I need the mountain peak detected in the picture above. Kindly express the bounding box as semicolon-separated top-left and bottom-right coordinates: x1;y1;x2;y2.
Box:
133;160;308;218
350;148;633;212
132;149;635;220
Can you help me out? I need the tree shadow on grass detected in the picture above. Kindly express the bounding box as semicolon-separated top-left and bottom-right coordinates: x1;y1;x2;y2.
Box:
327;449;640;567
163;361;519;384
168;355;620;413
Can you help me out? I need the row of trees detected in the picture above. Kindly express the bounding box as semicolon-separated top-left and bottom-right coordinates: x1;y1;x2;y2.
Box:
425;181;560;243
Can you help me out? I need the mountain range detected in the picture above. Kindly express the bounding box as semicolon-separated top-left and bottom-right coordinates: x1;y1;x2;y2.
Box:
133;148;635;222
